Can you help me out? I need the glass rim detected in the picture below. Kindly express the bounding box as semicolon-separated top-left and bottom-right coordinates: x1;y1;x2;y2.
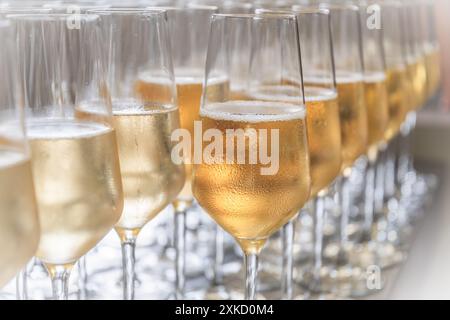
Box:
45;3;111;9
372;0;403;9
222;2;253;9
257;7;330;16
317;3;359;12
0;7;53;13
145;4;218;13
212;13;297;20
6;13;100;22
87;8;166;15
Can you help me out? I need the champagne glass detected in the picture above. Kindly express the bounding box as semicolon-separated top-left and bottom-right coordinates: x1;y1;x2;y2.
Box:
31;2;113;300
291;5;342;298
369;0;410;271
323;6;368;294
193;13;311;300
143;4;218;299
396;0;439;216
0;18;40;291
290;3;367;295
343;0;390;297
255;6;342;299
1;6;54;301
11;13;124;300
84;8;185;300
386;0;431;262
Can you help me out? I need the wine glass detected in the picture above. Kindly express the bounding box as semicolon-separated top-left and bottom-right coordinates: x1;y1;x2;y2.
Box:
11;13;124;300
254;6;342;299
143;4;219;299
291;5;342;299
381;0;431;269
0;5;53;301
0;18;40;292
343;0;390;298
287;3;367;296
395;1;438;222
84;8;185;300
366;0;410;273
192;13;311;300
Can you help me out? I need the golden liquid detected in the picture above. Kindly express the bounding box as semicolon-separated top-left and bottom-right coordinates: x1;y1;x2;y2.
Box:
364;73;389;150
28;119;123;265
237;85;341;197
425;48;441;100
192;101;310;254
407;58;428;110
385;67;408;141
304;75;367;171
0;148;40;287
305;89;342;197
135;70;229;201
335;77;368;171
76;101;185;237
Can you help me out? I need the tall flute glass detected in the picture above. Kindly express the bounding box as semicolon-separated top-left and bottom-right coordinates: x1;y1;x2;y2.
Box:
45;0;113;302
11;13;124;300
0;6;52;301
379;0;429;264
293;6;342;298
256;6;342;299
345;1;390;297
395;0;437;222
358;1;389;243
324;6;368;293
192;13;311;300
371;0;410;270
85;8;185;300
143;4;218;299
294;3;368;294
0;18;40;292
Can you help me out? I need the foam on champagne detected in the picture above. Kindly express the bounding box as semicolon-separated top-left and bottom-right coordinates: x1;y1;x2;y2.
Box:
112;100;177;115
27;119;112;140
77;99;177;116
364;71;386;83
201;100;305;123
137;68;228;86
237;85;338;104
335;72;364;84
304;71;364;85
0;148;27;168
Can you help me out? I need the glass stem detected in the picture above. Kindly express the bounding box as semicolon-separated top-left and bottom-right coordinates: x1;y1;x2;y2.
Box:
16;266;28;300
281;220;294;299
374;147;387;217
312;195;325;284
384;141;397;200
77;256;88;300
363;158;376;241
340;178;350;244
336;175;352;267
400;112;417;180
244;252;259;300
213;225;224;286
46;264;74;300
121;237;137;300
174;208;186;300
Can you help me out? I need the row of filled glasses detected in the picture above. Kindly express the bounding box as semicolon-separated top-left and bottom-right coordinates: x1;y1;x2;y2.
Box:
0;0;441;300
